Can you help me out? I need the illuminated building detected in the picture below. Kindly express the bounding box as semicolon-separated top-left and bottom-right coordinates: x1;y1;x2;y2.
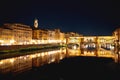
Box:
33;29;47;40
59;32;65;43
4;23;32;45
32;19;49;44
65;32;83;38
112;27;120;63
0;27;14;45
32;19;62;44
0;18;119;48
48;30;55;40
32;29;39;39
54;29;60;40
32;29;48;44
47;30;56;43
113;28;120;43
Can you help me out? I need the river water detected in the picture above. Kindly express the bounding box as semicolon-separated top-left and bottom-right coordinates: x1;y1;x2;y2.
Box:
0;47;119;80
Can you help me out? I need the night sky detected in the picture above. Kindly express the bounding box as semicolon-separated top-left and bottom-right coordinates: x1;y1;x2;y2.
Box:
0;0;119;36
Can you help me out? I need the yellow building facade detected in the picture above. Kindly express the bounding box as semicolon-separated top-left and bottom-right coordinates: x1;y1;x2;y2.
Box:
0;27;14;45
4;23;32;45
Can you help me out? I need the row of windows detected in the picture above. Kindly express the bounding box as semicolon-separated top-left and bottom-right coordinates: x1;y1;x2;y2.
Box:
0;37;12;40
14;34;32;37
0;32;13;35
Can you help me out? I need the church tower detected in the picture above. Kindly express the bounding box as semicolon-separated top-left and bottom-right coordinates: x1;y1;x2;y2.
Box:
34;18;38;28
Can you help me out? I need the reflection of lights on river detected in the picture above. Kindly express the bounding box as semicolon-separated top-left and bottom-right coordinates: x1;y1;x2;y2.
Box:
41;52;45;57
48;50;60;55
31;55;36;58
45;52;48;55
51;58;55;62
23;56;27;60
119;51;120;54
19;56;23;59
37;54;40;57
60;56;63;60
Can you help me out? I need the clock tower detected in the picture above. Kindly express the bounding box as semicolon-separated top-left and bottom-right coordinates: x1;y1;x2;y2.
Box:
34;18;38;28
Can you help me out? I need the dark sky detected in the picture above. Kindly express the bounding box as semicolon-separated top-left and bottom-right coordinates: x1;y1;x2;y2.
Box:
0;0;119;36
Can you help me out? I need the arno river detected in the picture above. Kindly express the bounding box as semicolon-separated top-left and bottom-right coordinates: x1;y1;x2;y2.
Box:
0;47;67;75
0;47;119;80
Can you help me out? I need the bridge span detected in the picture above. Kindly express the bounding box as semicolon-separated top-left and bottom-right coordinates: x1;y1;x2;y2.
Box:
66;36;118;62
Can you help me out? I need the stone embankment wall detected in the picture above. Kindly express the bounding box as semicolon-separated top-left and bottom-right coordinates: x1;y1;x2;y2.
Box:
0;43;60;51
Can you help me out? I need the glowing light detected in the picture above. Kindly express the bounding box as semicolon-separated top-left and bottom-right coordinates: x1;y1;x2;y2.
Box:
73;45;77;49
0;61;3;64
10;58;15;63
31;55;36;58
45;52;48;55
10;40;15;44
37;54;40;57
85;45;88;48
0;40;4;43
51;58;55;62
84;51;87;55
41;53;45;57
92;44;95;48
24;57;27;60
19;56;23;59
91;52;94;55
60;56;63;60
119;51;120;54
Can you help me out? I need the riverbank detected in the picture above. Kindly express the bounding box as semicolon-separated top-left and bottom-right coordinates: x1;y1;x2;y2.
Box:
0;44;66;60
0;43;66;51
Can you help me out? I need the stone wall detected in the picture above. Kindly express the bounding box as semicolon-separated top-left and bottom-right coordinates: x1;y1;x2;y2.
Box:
0;43;60;51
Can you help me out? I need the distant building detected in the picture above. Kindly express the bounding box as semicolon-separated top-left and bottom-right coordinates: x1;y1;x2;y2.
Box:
54;29;61;40
4;23;32;45
59;32;65;43
65;32;83;38
60;32;65;41
47;30;55;40
32;29;48;40
32;19;62;43
113;28;120;43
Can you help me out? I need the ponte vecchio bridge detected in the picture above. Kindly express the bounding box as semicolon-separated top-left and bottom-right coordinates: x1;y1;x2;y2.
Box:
66;36;118;61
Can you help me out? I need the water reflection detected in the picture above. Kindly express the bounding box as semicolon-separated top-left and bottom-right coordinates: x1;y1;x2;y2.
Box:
0;48;66;75
0;47;116;75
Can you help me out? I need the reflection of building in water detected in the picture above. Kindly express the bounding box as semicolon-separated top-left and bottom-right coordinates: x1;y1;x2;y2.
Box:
33;49;66;67
67;48;81;56
0;47;116;75
113;28;120;42
0;56;32;74
0;48;66;74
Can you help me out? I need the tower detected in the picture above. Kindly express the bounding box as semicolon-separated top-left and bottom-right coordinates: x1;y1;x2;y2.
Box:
34;18;38;28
